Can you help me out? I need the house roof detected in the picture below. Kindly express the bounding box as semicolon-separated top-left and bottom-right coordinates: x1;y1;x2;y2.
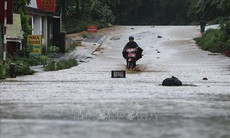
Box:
25;6;58;17
25;0;59;17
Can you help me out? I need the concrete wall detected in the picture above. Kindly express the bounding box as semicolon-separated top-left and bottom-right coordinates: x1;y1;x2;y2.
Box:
42;16;48;52
33;16;42;35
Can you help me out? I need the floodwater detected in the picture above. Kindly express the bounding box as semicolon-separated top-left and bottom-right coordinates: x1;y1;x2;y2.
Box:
0;26;230;138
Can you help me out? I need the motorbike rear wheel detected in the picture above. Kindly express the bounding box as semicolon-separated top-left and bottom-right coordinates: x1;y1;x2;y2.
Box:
127;61;136;69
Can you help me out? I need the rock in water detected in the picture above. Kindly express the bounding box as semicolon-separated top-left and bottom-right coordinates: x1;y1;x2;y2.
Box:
162;76;182;86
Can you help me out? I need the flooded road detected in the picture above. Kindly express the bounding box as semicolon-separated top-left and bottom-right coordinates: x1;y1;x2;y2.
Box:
1;26;230;138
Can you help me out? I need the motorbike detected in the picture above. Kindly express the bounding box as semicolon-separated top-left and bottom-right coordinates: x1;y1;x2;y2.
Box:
200;25;205;34
126;48;137;69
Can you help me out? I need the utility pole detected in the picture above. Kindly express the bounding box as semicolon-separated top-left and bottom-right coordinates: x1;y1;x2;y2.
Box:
3;0;7;64
0;25;3;59
0;0;4;61
0;0;13;64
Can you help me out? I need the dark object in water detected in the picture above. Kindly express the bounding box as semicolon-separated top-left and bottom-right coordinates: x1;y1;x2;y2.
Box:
162;76;182;86
111;70;126;78
203;77;208;80
9;63;16;78
158;36;162;38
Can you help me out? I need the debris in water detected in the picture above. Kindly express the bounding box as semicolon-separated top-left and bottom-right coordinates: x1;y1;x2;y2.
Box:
110;37;120;40
156;49;161;53
162;76;182;86
158;36;162;38
203;77;208;80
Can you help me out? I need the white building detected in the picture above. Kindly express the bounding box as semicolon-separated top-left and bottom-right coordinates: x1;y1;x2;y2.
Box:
25;0;62;53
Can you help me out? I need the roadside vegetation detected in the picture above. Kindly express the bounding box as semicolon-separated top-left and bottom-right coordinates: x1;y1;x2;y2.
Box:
0;46;78;79
44;59;78;71
56;0;115;33
195;28;230;53
0;56;79;79
189;0;230;55
0;57;38;79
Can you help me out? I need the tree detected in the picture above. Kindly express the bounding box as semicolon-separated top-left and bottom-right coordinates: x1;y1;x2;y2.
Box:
56;0;115;23
188;0;230;34
188;0;229;21
112;0;190;25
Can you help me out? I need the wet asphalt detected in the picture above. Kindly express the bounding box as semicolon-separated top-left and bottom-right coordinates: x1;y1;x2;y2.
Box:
0;26;230;138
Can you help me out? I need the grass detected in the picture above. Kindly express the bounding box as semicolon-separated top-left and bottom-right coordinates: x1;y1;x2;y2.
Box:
44;59;78;71
0;64;8;79
195;29;230;53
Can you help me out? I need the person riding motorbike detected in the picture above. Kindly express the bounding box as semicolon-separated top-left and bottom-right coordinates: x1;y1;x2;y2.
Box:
122;36;143;61
200;19;206;34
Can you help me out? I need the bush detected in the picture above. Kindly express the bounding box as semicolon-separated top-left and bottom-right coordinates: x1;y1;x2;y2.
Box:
0;63;8;79
195;29;230;53
44;59;78;71
63;16;113;34
13;62;35;76
48;46;60;58
8;59;36;76
2;55;50;78
90;0;115;24
11;55;50;66
221;20;230;36
63;19;89;34
0;60;35;79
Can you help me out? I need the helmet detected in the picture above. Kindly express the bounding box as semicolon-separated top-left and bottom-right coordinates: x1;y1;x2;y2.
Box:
129;36;134;40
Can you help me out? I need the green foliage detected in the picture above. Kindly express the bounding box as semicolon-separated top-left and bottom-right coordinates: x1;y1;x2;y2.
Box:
57;0;230;34
19;45;33;57
90;0;115;24
195;29;230;53
220;19;230;35
0;55;51;78
13;61;35;76
189;0;230;54
31;55;52;67
0;63;8;79
13;0;31;13
11;55;50;66
49;46;60;53
0;58;36;79
47;46;60;58
63;19;89;34
57;0;116;33
63;18;111;34
21;14;32;38
58;0;194;26
44;59;78;71
188;0;230;21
